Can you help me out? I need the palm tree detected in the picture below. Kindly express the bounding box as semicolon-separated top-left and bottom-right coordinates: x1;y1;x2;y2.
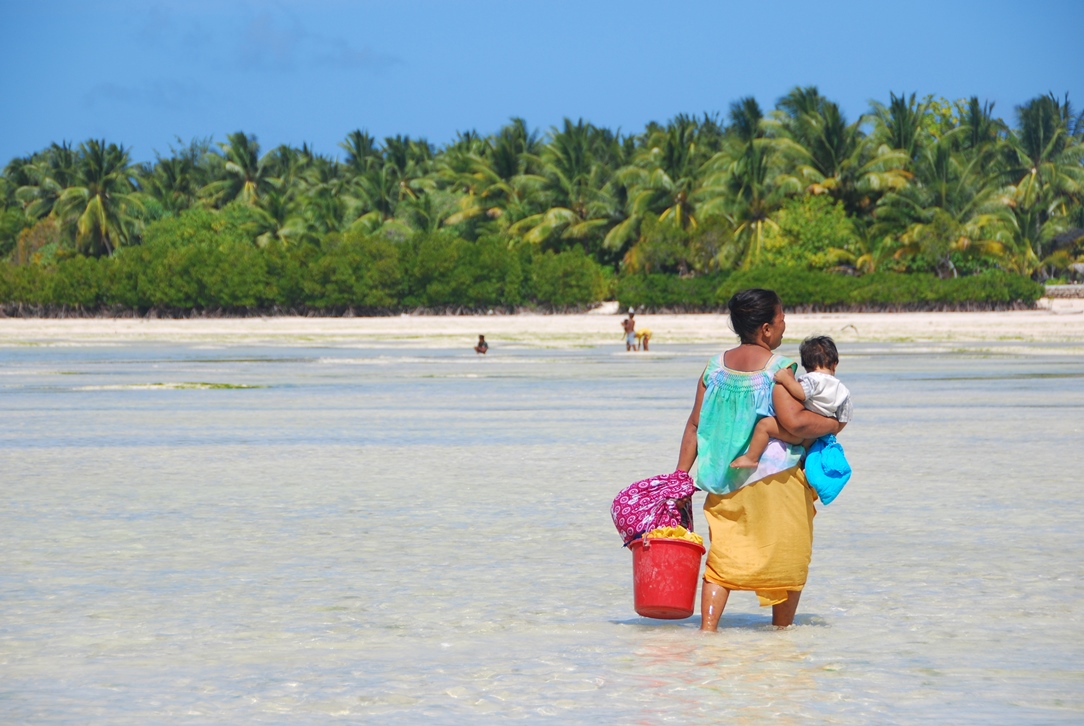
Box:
338;135;434;236
605;115;721;254
339;129;382;175
955;97;1006;172
14;142;81;220
875;138;1013;277
53;139;144;256
138;137;218;215
246;188;311;246
770;86;909;219
437;120;547;232
1003;94;1084;266
298;152;351;237
869;92;931;165
201;132;275;206
489;118;543;178
509;119;622;251
696;97;788;269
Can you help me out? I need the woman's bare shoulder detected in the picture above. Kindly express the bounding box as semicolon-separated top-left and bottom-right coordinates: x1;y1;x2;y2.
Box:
722;345;771;372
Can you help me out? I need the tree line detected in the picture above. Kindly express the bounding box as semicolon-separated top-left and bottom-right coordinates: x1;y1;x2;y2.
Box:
0;87;1080;313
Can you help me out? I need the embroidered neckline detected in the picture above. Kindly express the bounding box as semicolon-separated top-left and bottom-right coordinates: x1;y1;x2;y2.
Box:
719;352;777;374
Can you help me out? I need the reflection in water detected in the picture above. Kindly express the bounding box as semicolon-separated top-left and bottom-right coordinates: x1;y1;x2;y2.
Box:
0;341;1081;722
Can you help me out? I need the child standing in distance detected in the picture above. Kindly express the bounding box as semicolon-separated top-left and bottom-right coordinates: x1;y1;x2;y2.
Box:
474;335;489;354
730;335;852;469
621;310;637;351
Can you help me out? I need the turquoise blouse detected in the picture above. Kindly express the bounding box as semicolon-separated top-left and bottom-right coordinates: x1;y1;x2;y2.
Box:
695;353;804;496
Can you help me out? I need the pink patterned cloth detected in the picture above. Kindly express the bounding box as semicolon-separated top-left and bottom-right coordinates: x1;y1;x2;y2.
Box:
611;470;697;546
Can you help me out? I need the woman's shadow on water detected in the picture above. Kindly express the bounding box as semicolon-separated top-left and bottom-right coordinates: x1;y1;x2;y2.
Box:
611;612;828;629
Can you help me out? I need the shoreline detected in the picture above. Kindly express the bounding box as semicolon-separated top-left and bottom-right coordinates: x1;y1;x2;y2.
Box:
0;298;1081;347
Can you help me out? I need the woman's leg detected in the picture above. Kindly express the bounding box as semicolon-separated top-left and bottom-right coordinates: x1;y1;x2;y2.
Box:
700;581;730;631
771;590;802;627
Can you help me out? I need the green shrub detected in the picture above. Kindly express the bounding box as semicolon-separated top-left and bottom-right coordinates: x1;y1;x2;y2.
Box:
263;243;312;308
759;196;859;270
398;232;528;309
716;268;859;306
528;247;609;308
0;264;50;305
128;207;274;309
616;272;729;309
304;231;403;308
625;216;693;275
47;256;108;307
716;267;1043;308
0;208;30;260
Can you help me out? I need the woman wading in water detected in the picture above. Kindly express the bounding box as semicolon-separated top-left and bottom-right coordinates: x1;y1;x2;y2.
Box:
677;288;841;629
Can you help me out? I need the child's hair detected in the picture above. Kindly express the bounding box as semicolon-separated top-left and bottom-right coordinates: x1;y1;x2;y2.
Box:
800;335;839;371
726;288;782;344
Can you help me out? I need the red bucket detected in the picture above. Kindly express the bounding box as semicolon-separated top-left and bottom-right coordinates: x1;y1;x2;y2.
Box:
629;537;705;619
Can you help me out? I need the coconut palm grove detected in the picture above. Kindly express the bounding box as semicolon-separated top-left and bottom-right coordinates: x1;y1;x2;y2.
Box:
1;88;1081;313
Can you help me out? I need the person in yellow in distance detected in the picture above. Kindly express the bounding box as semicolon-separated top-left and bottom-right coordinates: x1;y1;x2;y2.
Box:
636;328;652;351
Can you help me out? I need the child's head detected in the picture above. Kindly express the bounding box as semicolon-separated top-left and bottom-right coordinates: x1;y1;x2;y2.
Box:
799;335;839;372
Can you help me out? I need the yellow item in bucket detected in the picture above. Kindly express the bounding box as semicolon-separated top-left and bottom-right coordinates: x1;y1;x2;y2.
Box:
643;525;703;546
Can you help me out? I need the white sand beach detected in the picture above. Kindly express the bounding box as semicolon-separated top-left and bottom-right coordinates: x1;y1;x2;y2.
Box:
0;297;1082;348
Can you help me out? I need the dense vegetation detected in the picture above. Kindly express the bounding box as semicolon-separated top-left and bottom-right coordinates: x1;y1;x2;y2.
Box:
1;88;1080;313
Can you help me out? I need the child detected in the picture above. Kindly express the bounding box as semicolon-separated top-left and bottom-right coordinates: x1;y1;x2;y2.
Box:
621;311;637;351
635;327;652;351
730;335;852;469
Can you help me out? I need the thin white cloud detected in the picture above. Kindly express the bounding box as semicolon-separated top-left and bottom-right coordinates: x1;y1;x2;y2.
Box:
236;12;306;71
312;37;402;71
82;81;210;111
231;9;401;73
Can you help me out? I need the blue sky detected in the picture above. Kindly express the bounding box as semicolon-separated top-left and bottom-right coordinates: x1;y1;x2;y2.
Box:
2;0;1082;166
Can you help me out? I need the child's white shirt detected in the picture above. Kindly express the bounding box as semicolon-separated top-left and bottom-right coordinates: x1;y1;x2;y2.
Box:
798;371;852;423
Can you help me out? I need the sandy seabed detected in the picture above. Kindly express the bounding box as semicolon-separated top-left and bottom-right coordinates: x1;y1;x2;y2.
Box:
0;298;1082;348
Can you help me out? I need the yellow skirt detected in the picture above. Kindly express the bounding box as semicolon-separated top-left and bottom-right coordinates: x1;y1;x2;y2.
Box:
702;466;816;607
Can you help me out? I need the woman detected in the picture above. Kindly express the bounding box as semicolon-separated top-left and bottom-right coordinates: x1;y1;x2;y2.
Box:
677;288;841;630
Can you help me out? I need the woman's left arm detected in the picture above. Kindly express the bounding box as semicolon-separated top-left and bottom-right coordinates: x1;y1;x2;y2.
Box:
774;384;841;438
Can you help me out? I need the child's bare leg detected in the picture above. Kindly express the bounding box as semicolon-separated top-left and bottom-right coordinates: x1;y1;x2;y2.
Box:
732;416;805;468
731;416;776;468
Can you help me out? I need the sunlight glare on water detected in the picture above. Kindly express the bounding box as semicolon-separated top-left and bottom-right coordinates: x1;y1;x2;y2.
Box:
1;339;1082;722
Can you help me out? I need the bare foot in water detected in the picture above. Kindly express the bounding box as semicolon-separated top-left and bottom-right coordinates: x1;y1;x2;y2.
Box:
730;455;759;469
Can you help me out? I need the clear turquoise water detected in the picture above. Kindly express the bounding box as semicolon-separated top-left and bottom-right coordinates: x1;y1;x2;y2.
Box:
2;340;1082;722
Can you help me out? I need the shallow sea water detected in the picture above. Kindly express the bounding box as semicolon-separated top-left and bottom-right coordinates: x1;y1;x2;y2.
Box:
1;338;1082;723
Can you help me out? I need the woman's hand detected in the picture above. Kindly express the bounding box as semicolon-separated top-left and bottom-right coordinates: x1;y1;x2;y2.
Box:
773;367;806;402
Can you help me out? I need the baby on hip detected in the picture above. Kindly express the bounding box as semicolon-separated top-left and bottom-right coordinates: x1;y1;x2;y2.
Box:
731;335;852;469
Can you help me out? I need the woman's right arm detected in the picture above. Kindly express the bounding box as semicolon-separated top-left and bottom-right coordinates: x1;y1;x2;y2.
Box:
677;374;707;472
774;384;841;438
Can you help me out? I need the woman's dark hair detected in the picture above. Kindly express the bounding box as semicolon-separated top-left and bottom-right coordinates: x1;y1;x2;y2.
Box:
799;335;839;371
726;288;782;343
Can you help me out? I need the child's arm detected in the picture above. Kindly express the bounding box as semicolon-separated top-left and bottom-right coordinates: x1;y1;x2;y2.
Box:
774;368;806;401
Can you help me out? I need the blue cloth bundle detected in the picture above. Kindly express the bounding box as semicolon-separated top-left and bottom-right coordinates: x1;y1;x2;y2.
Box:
804;434;852;505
